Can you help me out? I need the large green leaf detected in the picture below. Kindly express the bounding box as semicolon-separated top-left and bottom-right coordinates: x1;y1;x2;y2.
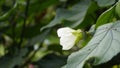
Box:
65;21;120;68
41;0;91;30
95;0;115;7
95;6;115;28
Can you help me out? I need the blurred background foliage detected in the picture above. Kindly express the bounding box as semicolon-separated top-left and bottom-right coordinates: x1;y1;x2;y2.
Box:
0;0;119;68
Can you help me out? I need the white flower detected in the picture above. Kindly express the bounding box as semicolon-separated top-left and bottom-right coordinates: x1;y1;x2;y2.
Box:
57;27;82;50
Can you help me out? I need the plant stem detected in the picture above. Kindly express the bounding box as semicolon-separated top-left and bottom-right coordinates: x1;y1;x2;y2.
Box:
18;0;30;47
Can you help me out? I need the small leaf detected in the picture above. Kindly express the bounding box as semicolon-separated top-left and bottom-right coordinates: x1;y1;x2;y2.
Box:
95;6;115;28
65;21;120;68
0;0;18;22
115;1;120;17
76;1;99;29
95;0;115;7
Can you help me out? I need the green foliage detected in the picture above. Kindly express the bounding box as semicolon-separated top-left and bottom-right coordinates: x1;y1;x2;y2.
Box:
33;53;67;68
28;29;51;45
0;48;28;68
0;0;18;22
41;0;91;30
0;0;120;68
95;6;115;28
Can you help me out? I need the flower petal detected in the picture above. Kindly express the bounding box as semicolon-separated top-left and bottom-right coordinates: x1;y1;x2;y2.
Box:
60;34;76;50
57;27;75;37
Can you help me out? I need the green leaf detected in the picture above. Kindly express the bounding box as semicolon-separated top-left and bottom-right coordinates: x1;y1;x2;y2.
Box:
0;0;18;22
115;1;120;17
76;1;99;29
0;45;5;56
65;21;120;68
41;0;91;30
95;0;115;7
95;6;115;28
